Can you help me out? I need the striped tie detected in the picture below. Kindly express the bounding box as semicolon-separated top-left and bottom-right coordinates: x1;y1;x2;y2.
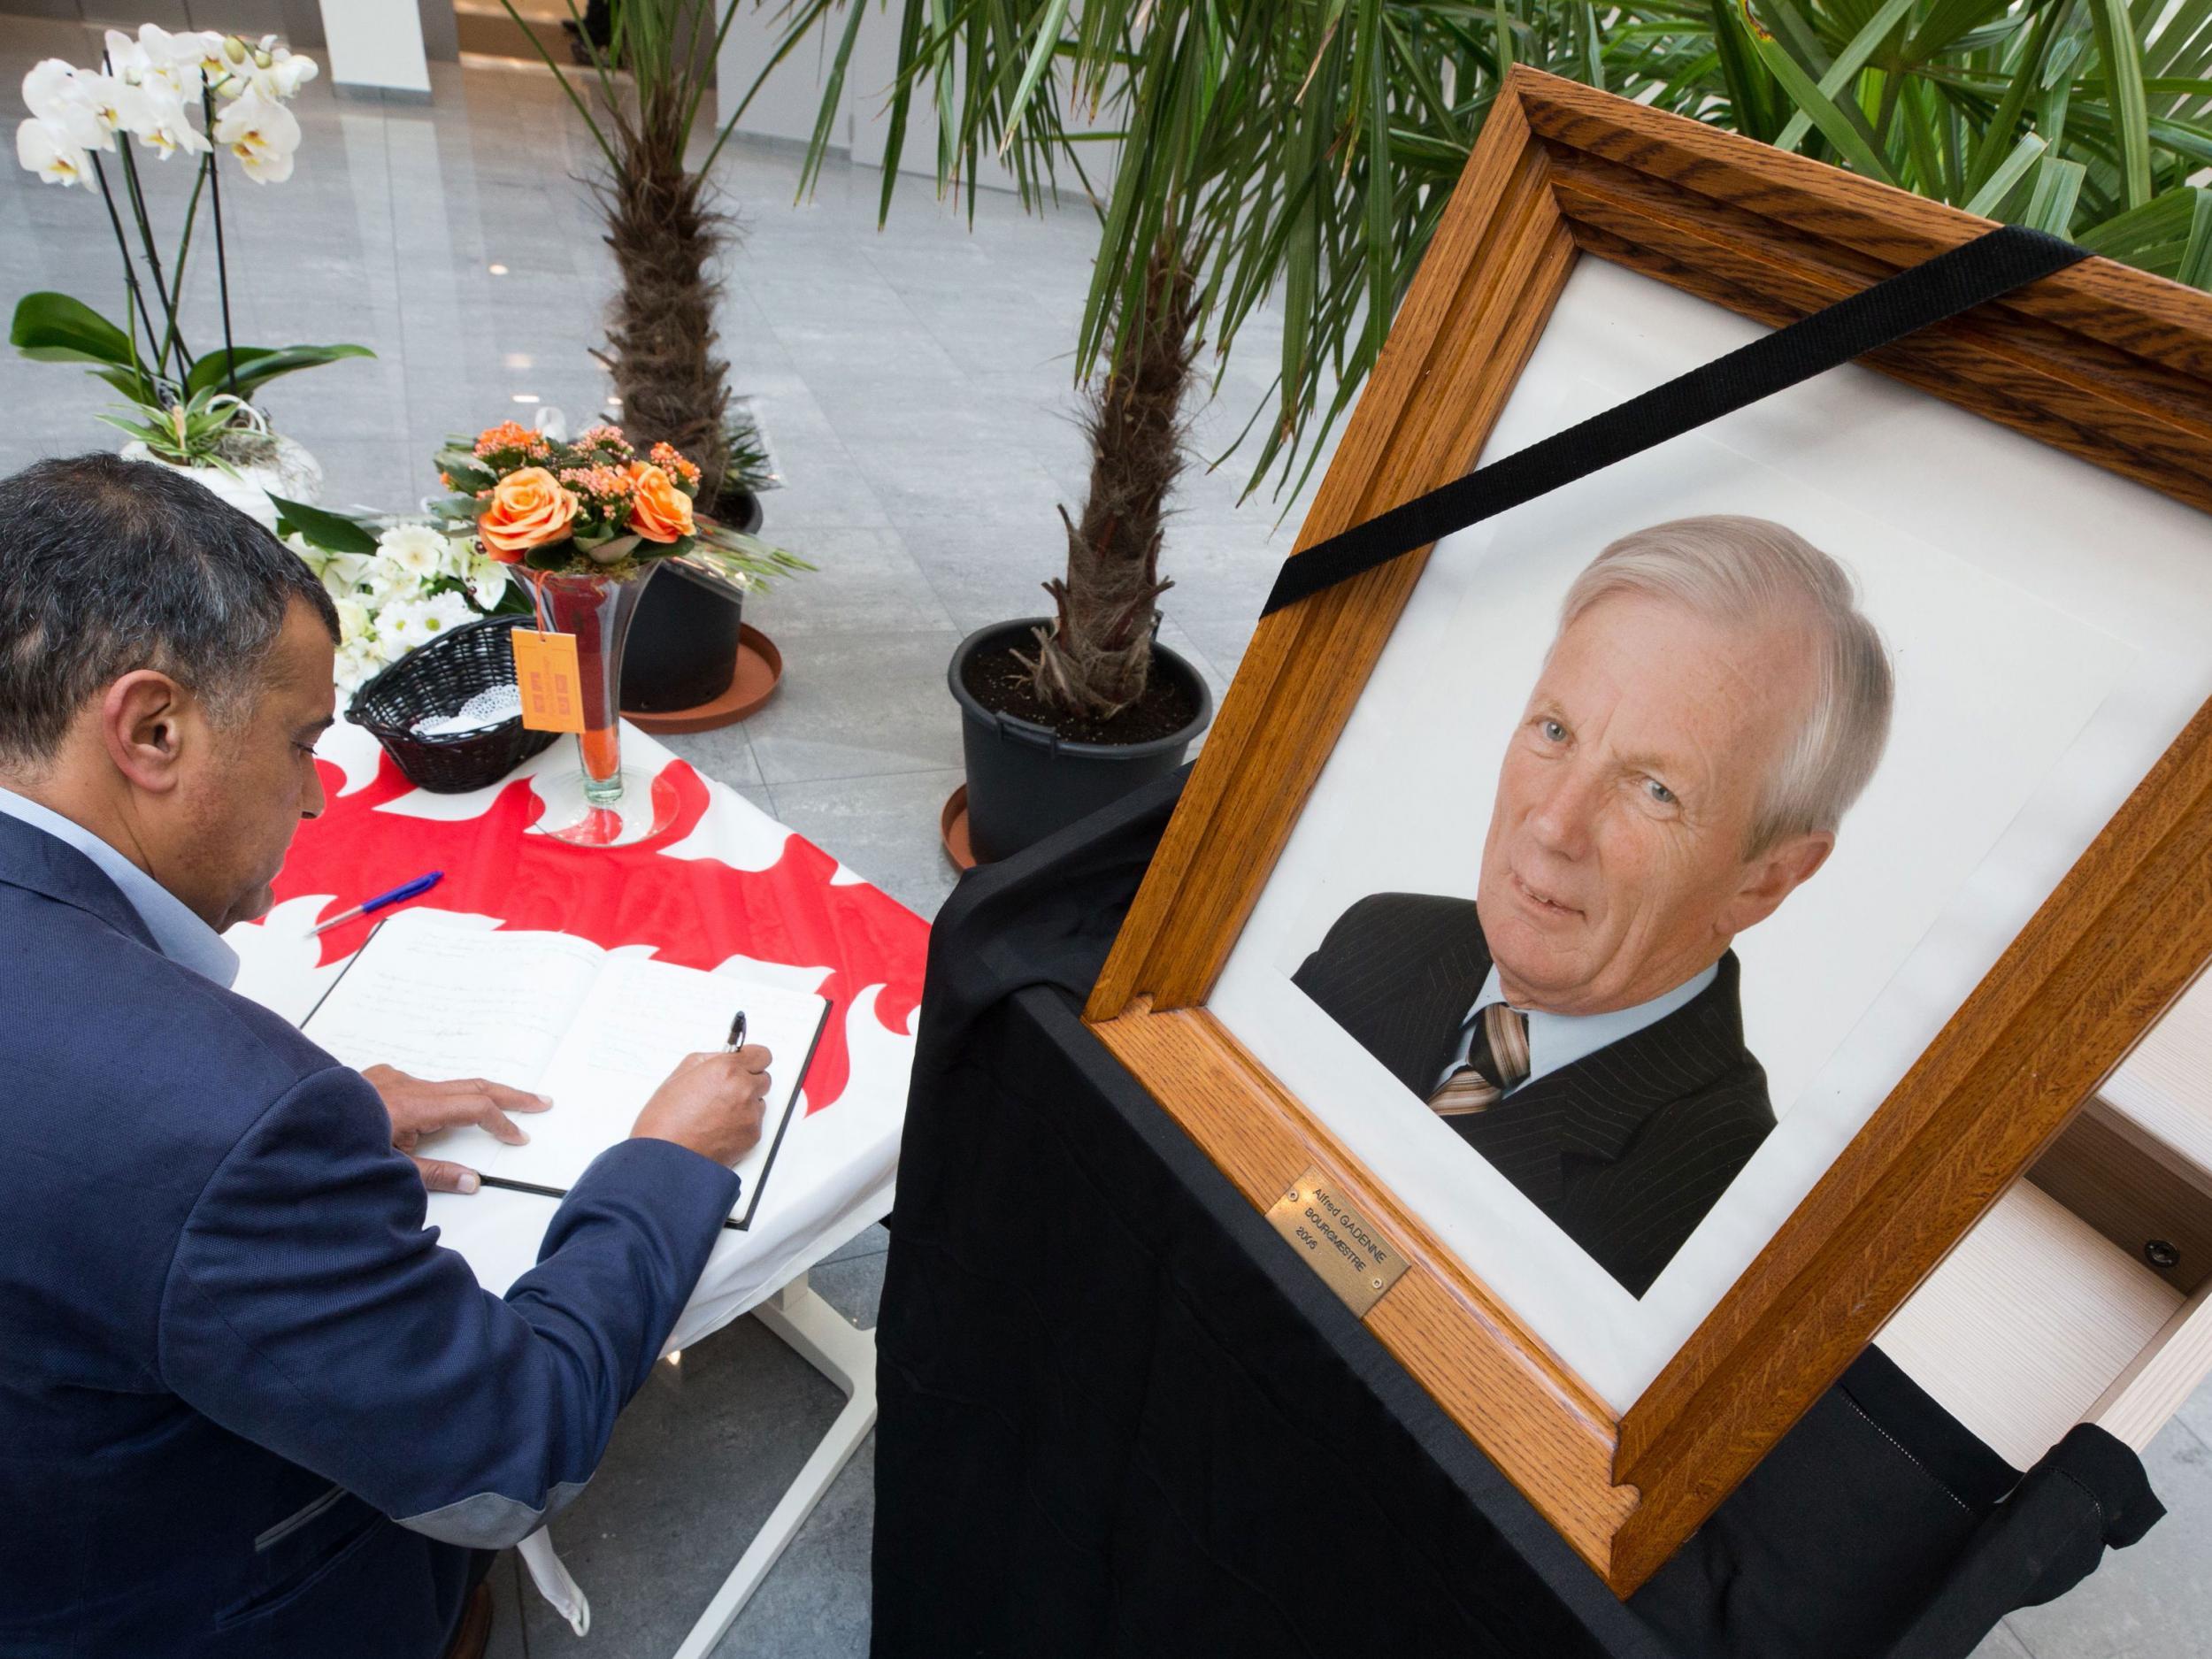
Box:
1427;1002;1532;1117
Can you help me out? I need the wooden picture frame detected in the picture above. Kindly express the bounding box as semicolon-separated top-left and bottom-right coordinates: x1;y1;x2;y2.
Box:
1080;65;2212;1594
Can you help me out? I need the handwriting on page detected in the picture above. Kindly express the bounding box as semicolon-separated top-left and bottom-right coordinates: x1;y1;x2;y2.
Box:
305;916;603;1089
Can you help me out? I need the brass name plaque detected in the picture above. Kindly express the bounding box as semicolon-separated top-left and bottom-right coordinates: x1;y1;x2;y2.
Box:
1264;1166;1410;1318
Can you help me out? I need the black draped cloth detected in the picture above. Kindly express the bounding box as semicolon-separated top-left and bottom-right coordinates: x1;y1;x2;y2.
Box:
870;770;2162;1659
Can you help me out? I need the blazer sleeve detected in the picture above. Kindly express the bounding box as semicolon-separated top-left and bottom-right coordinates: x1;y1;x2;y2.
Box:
155;1064;739;1548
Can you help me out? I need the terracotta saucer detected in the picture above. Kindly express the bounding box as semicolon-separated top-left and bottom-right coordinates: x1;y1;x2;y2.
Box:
941;783;979;871
623;624;783;734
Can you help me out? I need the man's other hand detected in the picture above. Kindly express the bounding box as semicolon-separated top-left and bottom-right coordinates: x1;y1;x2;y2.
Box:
363;1064;552;1194
631;1046;772;1167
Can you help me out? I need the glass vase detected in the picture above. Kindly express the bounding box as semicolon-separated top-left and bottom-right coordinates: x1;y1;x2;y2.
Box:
523;564;654;846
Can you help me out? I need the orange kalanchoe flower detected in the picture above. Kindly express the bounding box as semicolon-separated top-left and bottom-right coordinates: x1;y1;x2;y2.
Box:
557;464;634;499
648;442;702;486
473;419;548;459
625;462;695;543
478;466;580;562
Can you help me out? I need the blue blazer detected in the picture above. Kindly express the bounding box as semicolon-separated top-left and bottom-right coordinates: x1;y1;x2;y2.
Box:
0;812;740;1657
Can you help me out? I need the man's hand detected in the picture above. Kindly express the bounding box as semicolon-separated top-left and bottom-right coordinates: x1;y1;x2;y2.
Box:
363;1064;553;1194
631;1045;772;1167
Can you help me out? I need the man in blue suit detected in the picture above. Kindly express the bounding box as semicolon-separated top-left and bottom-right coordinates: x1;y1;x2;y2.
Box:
0;455;775;1658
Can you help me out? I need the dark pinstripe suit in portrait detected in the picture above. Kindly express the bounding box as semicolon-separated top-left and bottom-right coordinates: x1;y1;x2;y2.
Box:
1292;893;1776;1297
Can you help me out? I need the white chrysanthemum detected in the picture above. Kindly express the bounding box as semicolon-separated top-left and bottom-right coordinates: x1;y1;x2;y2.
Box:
412;590;476;639
211;85;298;183
334;595;372;644
377;523;447;580
374;600;434;653
359;564;425;607
16;118;89;186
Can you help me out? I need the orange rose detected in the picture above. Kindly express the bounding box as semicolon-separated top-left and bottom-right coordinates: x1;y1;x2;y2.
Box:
479;466;579;561
625;461;695;543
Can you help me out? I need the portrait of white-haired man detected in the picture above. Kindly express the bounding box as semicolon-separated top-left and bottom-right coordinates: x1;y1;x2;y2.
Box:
1293;516;1894;1297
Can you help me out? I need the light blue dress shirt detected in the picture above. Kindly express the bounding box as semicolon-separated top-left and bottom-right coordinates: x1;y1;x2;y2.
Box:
1437;959;1718;1094
0;784;239;988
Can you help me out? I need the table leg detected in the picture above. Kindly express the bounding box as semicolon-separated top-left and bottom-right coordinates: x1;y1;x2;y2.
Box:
669;1272;879;1659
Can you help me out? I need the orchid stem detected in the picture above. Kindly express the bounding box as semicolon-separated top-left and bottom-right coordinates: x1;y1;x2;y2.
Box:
203;88;240;400
158;155;213;379
88;152;169;384
113;130;185;380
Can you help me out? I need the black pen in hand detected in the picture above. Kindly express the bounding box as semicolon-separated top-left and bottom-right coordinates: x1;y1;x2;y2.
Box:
722;1010;747;1054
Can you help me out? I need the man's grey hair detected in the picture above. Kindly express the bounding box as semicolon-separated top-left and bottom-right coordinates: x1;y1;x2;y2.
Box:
0;454;340;770
1559;515;1893;855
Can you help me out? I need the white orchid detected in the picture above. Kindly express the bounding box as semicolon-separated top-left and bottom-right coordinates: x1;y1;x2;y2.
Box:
334;639;389;695
22;61;112;151
378;523;449;580
241;46;319;103
16;117;89;187
211;85;299;183
150;27;229;91
128;78;211;160
465;552;511;611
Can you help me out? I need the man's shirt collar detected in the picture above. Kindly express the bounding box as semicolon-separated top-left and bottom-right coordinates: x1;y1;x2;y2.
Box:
1443;958;1719;1094
0;785;240;988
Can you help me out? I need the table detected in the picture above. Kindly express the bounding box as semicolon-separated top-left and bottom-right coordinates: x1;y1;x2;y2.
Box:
230;719;931;1655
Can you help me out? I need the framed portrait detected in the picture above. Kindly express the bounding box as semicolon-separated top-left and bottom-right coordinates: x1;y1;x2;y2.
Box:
1083;68;2212;1592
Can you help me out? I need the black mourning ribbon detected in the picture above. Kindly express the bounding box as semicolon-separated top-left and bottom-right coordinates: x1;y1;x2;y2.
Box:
1260;226;2089;618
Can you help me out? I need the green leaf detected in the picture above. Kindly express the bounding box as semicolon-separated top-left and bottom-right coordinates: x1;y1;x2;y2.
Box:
10;292;148;373
1753;31;1900;180
267;494;381;554
1004;0;1075;133
1772;0;1919;154
186;343;375;399
2076;186;2211;280
2022;155;2087;233
2085;0;2155;206
1963;131;2048;214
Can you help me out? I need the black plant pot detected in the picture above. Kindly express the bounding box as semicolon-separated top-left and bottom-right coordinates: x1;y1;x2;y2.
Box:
621;560;744;712
618;490;770;713
949;618;1214;864
718;488;765;536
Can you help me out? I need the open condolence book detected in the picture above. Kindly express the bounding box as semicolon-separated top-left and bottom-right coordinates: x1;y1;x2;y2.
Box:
302;909;830;1229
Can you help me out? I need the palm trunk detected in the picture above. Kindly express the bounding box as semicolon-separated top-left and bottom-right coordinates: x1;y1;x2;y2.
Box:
598;102;733;501
1021;235;1202;718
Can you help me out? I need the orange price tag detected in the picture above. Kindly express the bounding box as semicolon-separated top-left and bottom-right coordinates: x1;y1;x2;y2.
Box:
511;629;586;733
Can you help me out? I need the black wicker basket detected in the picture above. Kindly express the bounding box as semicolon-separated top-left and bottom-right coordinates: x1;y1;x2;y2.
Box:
346;613;559;794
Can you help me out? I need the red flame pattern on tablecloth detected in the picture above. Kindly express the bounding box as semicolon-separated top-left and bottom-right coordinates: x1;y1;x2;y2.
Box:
270;754;929;1115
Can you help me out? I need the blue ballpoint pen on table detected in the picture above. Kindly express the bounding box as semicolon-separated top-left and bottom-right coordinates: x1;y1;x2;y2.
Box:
308;871;445;936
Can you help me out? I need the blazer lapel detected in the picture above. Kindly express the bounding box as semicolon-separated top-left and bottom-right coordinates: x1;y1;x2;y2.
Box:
1406;919;1494;1098
0;809;159;954
1452;951;1748;1208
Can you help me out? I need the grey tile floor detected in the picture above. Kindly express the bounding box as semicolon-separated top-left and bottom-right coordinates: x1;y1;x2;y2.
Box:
4;23;2208;1656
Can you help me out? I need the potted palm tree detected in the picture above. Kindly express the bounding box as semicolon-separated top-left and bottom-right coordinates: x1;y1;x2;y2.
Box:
768;0;2210;856
496;0;810;718
757;1;1303;860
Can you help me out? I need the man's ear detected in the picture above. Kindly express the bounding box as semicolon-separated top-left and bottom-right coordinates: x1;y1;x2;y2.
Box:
1720;830;1834;936
98;670;194;795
